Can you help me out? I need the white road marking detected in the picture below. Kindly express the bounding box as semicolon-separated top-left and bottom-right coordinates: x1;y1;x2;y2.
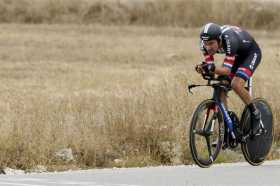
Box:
0;182;46;186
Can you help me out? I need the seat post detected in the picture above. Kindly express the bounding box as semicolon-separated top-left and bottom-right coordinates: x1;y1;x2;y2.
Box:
247;77;253;97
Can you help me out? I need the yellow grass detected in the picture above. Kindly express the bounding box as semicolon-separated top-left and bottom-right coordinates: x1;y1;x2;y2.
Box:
0;24;278;169
0;0;279;29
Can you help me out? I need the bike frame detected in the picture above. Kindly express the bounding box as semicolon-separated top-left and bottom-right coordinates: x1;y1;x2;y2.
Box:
212;77;252;140
212;83;236;140
188;75;253;141
189;74;273;167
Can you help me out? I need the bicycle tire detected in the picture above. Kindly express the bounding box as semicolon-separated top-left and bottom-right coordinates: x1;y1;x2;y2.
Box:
240;98;274;166
189;99;224;168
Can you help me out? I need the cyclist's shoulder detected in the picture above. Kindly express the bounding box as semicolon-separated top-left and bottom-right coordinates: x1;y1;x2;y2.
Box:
220;25;239;39
220;25;253;40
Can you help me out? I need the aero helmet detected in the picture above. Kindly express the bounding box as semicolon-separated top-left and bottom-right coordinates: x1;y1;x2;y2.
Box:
200;23;222;41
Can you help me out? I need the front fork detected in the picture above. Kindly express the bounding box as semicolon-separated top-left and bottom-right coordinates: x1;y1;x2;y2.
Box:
213;87;236;140
219;102;236;140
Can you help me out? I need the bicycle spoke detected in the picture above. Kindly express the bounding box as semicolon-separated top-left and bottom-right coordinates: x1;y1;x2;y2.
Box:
205;136;213;162
205;116;216;135
193;129;205;136
203;108;211;131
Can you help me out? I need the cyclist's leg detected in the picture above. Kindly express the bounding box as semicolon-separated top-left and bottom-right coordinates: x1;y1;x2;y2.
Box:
231;48;261;104
216;77;230;108
218;63;238;109
231;48;262;135
231;77;251;104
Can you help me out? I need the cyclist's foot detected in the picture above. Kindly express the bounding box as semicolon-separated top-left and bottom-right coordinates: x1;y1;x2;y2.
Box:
251;111;265;136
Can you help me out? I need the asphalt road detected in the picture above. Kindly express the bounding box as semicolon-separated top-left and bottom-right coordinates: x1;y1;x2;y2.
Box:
0;160;280;186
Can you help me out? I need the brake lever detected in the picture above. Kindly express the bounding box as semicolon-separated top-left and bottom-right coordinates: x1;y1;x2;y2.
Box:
188;84;196;94
188;84;203;94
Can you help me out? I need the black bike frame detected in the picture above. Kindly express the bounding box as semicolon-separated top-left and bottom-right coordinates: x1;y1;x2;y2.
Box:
189;77;252;141
214;77;252;140
212;83;236;140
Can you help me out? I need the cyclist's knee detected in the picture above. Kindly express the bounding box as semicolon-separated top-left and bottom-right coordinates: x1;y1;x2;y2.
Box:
231;77;245;91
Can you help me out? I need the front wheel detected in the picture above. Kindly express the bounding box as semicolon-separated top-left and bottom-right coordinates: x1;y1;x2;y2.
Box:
189;99;224;168
240;98;274;166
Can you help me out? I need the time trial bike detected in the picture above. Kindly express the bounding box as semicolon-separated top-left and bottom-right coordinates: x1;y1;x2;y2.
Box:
188;73;273;168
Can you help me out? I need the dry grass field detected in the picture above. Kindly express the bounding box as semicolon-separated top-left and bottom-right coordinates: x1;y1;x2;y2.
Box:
0;24;278;170
0;0;279;29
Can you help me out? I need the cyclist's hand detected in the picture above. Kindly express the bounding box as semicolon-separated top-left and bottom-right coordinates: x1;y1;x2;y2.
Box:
201;63;215;75
195;62;214;74
195;64;204;74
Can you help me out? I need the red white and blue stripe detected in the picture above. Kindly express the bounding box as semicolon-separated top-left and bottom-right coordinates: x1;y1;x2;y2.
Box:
236;67;252;80
223;55;235;70
204;54;214;64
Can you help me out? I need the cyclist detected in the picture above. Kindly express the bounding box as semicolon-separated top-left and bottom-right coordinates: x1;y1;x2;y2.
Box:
195;23;263;136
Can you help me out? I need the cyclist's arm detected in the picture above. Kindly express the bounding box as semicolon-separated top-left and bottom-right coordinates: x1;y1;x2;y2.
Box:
215;32;239;75
214;55;235;75
200;41;232;75
204;54;214;64
200;40;215;64
214;66;231;75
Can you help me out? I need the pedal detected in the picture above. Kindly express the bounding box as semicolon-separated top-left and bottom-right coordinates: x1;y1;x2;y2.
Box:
222;143;229;150
260;124;268;134
252;127;266;136
241;133;250;143
242;128;266;142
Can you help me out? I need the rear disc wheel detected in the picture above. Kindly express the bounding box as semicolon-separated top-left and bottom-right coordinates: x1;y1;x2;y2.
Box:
240;98;274;166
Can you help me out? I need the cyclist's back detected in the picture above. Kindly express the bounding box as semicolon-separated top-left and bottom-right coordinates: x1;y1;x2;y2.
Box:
219;25;260;56
201;25;260;58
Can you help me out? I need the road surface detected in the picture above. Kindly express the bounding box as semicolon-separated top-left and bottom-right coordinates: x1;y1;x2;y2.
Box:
0;160;280;186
